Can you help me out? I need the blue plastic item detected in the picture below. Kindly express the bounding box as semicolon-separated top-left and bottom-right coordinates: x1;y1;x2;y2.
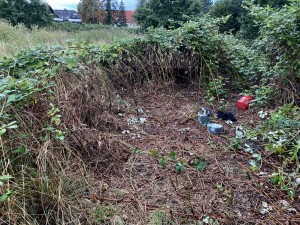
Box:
207;123;223;134
198;108;211;126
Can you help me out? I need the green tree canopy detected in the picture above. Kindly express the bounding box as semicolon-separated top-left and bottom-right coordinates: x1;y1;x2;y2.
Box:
134;0;212;29
77;0;101;24
209;0;289;38
210;0;245;34
0;0;52;28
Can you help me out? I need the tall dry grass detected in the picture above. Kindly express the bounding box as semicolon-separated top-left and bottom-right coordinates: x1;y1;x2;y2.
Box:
0;65;127;224
0;21;134;57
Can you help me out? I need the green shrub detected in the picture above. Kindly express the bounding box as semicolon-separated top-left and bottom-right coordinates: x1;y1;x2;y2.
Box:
249;0;300;102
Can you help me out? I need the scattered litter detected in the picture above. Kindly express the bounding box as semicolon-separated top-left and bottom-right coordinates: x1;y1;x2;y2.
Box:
138;108;144;114
260;201;273;215
217;111;236;122
225;120;233;125
177;128;191;132
236;95;251;110
127;116;138;125
235;125;245;139
295;178;300;184
202;107;212;117
131;133;141;139
287;208;297;213
122;130;130;134
207;123;223;135
198;107;211;126
112;94;131;112
118;113;124;117
278;200;297;213
139;117;146;124
132;125;139;130
257;172;268;176
278;200;290;209
243;144;254;154
258;110;268;119
235;130;243;139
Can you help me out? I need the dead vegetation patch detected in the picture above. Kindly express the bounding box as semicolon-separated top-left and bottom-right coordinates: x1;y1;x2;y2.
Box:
52;69;300;224
2;65;299;224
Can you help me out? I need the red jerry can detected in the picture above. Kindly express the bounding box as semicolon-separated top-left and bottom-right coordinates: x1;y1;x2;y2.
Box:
236;95;251;110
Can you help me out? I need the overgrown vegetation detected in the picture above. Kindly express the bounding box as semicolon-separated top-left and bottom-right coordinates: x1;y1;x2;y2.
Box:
1;0;300;223
0;0;52;28
134;0;213;29
0;20;133;57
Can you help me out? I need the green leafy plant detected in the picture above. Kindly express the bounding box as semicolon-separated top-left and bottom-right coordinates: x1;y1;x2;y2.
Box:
175;161;185;173
0;121;18;136
160;157;167;168
194;159;207;172
169;151;176;161
250;85;273;107
94;205;117;223
133;147;142;154
0;175;14;202
244;104;300;196
151;149;158;157
217;183;224;192
44;104;65;140
206;77;228;106
270;171;296;198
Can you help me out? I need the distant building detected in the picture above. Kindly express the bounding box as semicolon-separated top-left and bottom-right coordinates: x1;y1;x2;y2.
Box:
97;10;136;26
48;5;81;23
124;11;135;27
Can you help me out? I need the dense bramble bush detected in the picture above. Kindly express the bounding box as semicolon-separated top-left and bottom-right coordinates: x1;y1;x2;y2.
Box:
249;0;300;102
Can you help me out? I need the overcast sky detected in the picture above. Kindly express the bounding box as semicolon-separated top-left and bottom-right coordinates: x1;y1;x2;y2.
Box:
46;0;138;10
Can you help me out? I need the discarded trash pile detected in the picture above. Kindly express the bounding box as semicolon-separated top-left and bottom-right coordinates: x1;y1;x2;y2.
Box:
198;95;251;135
93;88;299;224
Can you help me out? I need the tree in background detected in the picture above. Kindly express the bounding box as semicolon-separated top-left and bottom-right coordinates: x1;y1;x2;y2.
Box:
77;0;101;24
105;0;113;24
201;0;213;14
0;0;52;28
210;0;245;34
117;0;127;26
134;0;212;29
209;0;289;39
111;0;119;25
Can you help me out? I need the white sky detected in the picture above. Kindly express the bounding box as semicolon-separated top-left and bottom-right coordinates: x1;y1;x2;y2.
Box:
46;0;138;10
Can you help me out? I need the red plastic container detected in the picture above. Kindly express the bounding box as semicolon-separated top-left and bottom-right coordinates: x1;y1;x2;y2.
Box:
236;95;251;110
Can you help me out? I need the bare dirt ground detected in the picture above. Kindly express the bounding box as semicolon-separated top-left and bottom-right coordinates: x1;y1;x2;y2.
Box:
82;84;300;224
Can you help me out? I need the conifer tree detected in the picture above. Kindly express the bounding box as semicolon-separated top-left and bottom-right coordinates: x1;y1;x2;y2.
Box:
105;0;113;24
117;0;127;27
111;0;119;25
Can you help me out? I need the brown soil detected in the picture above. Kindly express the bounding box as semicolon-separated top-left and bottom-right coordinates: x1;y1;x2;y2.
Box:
79;83;300;225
